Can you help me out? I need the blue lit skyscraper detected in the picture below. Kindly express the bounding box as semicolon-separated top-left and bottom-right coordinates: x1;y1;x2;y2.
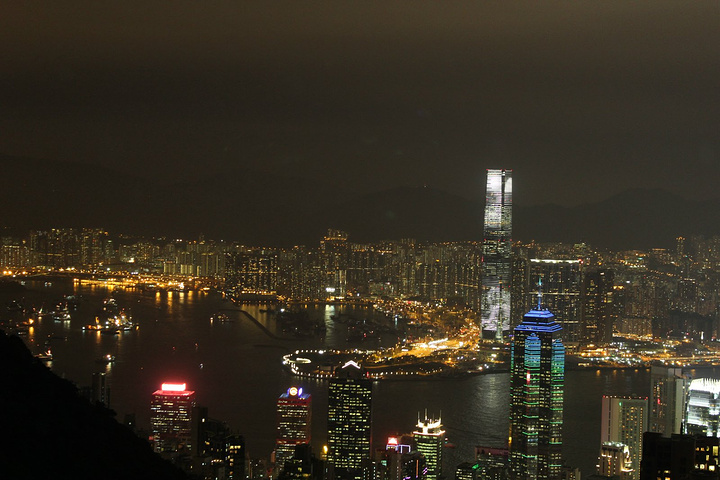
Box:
482;169;512;340
509;299;565;480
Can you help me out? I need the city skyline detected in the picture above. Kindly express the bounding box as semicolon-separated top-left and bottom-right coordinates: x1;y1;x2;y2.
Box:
1;3;719;476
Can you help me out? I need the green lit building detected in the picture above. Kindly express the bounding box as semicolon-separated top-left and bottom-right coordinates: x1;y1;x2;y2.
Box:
508;303;565;480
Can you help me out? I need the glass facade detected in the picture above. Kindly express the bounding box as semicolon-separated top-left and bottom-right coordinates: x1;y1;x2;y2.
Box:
150;383;196;454
509;307;564;480
275;387;312;473
327;363;373;480
482;169;512;338
685;378;720;437
413;416;445;480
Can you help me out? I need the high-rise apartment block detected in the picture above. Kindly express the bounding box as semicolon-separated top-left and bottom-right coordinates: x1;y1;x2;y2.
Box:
583;269;614;345
600;396;648;480
509;303;565;480
151;382;197;454
413;415;445;480
327;361;373;480
482;169;512;340
527;259;582;342
649;367;688;436
225;248;279;298
275;386;312;473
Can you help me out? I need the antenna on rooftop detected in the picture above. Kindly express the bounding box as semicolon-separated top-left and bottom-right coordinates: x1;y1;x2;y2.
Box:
537;276;544;310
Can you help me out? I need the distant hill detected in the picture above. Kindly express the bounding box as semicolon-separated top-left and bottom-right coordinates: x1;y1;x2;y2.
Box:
0;154;717;249
0;330;187;479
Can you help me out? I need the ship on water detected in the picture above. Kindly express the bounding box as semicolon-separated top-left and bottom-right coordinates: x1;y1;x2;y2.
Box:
83;298;136;333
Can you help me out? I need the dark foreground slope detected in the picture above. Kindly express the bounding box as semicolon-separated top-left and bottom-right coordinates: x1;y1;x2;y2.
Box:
0;331;187;480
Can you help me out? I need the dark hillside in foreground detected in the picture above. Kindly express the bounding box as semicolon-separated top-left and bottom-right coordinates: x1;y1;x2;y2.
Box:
0;331;187;480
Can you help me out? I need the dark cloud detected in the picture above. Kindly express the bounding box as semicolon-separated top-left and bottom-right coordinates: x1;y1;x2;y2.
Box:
0;1;718;205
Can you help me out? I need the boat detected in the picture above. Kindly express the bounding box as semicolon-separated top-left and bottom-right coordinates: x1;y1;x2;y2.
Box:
86;299;136;331
210;313;232;323
95;354;116;364
35;345;53;361
100;328;120;336
52;312;71;322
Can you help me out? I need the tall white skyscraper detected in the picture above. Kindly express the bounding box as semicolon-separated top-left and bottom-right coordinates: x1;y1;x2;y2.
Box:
600;396;648;480
481;169;512;340
685;378;720;437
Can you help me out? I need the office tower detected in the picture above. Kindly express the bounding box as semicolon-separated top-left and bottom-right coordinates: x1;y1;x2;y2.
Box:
482;169;512;340
413;414;445;480
327;361;373;480
476;447;510;480
150;382;197;454
650;366;689;436
278;444;325;480
276;386;312;473
528;259;582;342
508;301;565;480
600;396;648;480
191;405;209;457
374;437;412;480
226;434;246;480
640;433;696;480
91;372;110;407
583;269;614;345
598;442;633;480
685;378;720;437
402;451;428;480
455;462;477;480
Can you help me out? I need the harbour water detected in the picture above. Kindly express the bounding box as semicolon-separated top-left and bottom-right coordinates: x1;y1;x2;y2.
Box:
1;279;711;477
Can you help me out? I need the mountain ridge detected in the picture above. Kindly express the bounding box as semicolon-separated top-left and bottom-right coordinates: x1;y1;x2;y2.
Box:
1;155;715;249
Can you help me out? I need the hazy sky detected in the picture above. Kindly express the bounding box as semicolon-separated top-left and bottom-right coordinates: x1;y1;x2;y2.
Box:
1;1;718;206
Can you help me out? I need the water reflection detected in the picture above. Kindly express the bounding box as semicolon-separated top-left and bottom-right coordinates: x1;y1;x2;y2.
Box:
3;280;718;478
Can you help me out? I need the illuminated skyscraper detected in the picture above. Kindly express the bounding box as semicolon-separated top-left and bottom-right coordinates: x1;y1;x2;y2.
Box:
327;361;373;480
598;442;633;480
413;414;445;480
508;300;564;480
685;378;720;437
482;169;512;340
649;366;688;436
150;382;197;454
600;396;648;480
275;386;312;473
582;269;614;345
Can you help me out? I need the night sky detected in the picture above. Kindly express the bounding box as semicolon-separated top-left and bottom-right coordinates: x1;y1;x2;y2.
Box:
1;1;718;207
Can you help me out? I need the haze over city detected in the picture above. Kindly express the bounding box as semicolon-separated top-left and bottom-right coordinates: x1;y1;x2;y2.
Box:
1;1;718;210
2;3;720;480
